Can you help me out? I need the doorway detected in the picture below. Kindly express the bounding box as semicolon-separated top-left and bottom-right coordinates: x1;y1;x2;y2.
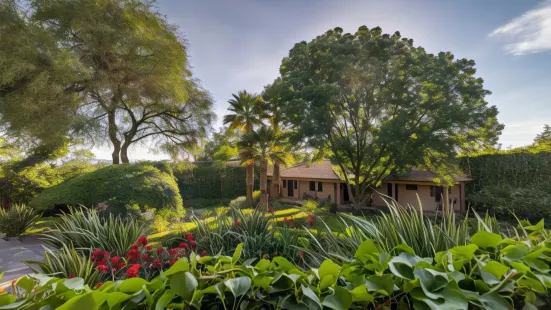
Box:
340;183;350;203
287;180;294;197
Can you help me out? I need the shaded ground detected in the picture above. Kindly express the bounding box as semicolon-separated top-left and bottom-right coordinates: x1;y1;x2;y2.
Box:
0;236;45;289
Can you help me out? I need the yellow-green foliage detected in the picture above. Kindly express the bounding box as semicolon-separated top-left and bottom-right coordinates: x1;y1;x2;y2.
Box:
29;162;183;215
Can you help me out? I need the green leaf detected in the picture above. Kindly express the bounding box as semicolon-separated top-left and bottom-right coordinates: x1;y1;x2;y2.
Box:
118;278;148;293
155;289;175;310
0;294;16;307
16;276;35;293
518;277;546;294
481;261;509;279
365;275;394;296
322;287;352;310
170;271;198;301
162;258;189;277
272;256;295;272
63;278;85;290
319;260;340;279
198;256;213;264
232;243;243;263
319;275;337;291
392;243;415;255
106;292;131;308
388;252;420;280
414;269;449;299
301;285;322;310
471;231;502;248
57;291;107;310
224;277;251;297
478;292;511;309
255;259;271;272
350;285;374;302
355;239;378;261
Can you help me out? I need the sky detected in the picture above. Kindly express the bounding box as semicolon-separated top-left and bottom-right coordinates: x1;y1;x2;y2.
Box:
93;0;551;161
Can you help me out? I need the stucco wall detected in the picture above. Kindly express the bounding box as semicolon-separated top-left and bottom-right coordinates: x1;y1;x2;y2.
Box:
278;179;337;203
372;183;462;211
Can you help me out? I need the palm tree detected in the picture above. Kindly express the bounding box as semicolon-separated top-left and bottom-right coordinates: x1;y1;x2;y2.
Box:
262;79;285;198
238;126;294;210
223;91;266;207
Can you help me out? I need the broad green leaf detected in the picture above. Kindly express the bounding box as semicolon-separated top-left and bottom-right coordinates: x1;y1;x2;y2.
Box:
106;292;131;308
388;253;419;280
272;257;295;272
198;256;213;264
365;275;394;296
414;269;449;299
355;239;378;261
471;231;502;248
0;294;16;307
350;285;374;302
319;260;340;279
322;287;352;310
155;289;175;310
518;277;546;294
478;292;511;309
63;278;85;290
253;275;273;290
232;243;243;263
224;277;251;297
57;291;107;310
482;261;509;279
319;275;337;291
301;285;322;310
523;219;544;231
509;262;530;274
255;259;271;272
392;243;415;255
16;276;35;293
170;271;198;301
118;278;148;293
162;258;189;277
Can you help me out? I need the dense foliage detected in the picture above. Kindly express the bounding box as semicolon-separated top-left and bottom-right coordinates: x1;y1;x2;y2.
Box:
275;26;503;208
463;151;551;224
173;162;259;200
6;223;551;310
28;162;183;215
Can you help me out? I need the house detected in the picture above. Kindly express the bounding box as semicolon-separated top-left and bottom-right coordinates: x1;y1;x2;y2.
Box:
267;160;471;211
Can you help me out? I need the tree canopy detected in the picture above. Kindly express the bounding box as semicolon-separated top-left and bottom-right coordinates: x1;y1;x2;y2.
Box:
276;26;503;207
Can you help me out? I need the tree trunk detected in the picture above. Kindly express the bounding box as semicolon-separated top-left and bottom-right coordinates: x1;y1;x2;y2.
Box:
259;160;268;211
443;186;450;212
273;161;281;198
246;164;255;208
120;144;130;164
107;110;121;164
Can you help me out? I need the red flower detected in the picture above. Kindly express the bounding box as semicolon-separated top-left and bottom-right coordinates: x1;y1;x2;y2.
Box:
111;256;121;264
156;247;165;255
97;259;106;266
307;213;314;218
116;262;126;270
283;217;288;222
142;254;150;261
170;260;177;266
127;249;139;260
137;236;148;246
152;259;162;268
308;218;315;226
178;243;188;249
92;249;103;257
289;219;295;227
190;241;197;248
146;245;153;251
131;244;140;250
185;233;194;241
168;248;178;257
94;282;103;289
298;251;304;259
234;219;241;226
96;264;109;273
68;274;75;279
126;264;141;278
201;250;207;257
103;251;110;257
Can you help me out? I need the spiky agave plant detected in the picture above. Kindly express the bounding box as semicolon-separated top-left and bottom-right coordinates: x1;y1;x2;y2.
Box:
0;204;41;238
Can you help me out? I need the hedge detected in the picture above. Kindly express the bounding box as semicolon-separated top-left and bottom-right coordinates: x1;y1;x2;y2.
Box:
28;161;183;215
173;162;259;200
462;151;551;223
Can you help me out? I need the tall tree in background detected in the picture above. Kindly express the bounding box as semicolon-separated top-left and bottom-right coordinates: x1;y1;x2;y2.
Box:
223;91;266;207
1;0;214;165
277;26;503;209
534;125;551;147
262;79;285;197
238;126;293;210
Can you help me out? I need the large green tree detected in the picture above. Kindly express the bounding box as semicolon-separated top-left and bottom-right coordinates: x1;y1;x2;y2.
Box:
1;0;214;165
223;90;266;207
277;26;503;209
237;126;293;210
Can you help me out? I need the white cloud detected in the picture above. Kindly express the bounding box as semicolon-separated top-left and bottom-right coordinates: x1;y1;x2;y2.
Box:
490;1;551;55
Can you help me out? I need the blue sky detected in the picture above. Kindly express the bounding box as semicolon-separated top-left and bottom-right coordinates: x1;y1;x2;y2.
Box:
93;0;551;160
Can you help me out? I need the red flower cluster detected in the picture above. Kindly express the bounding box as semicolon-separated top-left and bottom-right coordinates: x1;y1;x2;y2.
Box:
90;234;204;281
234;219;241;226
267;205;274;214
283;217;295;227
307;214;315;226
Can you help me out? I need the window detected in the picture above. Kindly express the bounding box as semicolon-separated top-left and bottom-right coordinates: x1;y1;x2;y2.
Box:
430;186;435;197
309;181;315;191
317;182;323;192
448;187;452;194
294;180;297;189
283;180;287;188
405;184;418;191
387;183;393;198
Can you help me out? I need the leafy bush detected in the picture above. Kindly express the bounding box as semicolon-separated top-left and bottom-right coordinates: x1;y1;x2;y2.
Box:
0;204;40;238
229;190;260;208
41;208;149;256
29;161;183;215
8;225;551;310
469;184;551;225
24;243;102;285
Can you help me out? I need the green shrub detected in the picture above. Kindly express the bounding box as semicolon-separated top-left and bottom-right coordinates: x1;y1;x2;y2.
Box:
28;161;183;215
8;228;551;310
229;190;260;209
0;204;41;238
41;208;149;256
24;243;101;286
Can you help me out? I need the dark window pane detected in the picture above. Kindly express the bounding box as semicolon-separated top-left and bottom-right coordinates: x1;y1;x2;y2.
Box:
318;182;323;192
294;180;297;189
283;180;287;188
309;181;315;191
405;184;418;191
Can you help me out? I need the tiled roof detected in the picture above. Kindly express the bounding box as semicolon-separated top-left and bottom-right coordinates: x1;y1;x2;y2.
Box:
267;160;472;183
267;160;342;180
